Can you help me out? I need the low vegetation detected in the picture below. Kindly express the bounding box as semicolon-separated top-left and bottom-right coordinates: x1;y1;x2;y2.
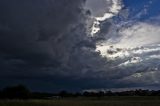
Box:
1;85;160;106
1;97;160;106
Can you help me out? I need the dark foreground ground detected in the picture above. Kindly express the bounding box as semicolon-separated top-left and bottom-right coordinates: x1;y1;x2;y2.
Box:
1;96;160;106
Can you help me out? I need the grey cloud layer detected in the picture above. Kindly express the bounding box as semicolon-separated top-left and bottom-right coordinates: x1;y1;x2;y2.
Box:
0;0;87;76
0;0;113;90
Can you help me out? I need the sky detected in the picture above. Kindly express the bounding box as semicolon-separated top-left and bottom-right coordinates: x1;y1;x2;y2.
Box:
0;0;160;92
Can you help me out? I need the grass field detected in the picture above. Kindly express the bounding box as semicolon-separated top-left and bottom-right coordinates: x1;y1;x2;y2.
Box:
1;96;160;106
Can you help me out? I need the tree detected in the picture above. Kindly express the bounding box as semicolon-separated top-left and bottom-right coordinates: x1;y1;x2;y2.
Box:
2;85;31;99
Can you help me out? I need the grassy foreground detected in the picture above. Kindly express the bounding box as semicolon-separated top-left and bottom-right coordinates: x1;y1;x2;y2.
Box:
1;96;160;106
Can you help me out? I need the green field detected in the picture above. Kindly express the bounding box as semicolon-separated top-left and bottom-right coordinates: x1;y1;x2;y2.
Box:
1;96;160;106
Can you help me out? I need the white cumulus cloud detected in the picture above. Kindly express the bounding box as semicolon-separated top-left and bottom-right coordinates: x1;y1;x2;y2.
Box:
85;0;123;36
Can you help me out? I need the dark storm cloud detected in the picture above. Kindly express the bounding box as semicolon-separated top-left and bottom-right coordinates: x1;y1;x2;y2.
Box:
0;0;115;90
0;0;86;75
1;0;159;91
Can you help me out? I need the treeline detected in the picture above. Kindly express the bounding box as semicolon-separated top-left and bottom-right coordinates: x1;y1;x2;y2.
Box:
83;90;160;97
1;85;160;99
0;85;53;99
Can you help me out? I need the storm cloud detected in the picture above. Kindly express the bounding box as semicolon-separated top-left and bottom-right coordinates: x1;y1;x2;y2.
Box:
0;0;112;91
0;0;160;92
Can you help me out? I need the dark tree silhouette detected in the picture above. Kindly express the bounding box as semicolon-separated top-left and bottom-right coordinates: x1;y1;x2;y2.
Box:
2;85;31;99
